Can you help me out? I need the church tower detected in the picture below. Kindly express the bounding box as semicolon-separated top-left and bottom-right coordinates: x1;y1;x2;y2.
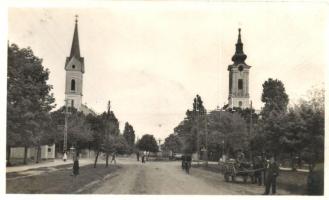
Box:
65;16;84;111
228;28;251;109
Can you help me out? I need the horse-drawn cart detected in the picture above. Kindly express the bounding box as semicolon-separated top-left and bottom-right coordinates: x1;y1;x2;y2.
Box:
220;159;264;183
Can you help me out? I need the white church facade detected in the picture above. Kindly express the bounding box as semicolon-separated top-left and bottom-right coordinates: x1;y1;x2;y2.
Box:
227;28;252;109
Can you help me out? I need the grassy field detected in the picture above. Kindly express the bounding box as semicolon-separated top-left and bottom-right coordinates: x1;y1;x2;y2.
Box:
193;163;309;195
6;164;119;194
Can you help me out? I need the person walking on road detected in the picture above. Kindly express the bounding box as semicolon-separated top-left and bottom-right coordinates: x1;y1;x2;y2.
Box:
263;157;279;195
63;151;67;162
136;151;140;161
110;151;117;165
72;151;79;176
142;151;146;163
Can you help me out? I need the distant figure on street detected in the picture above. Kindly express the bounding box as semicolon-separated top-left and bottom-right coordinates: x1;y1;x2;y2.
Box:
63;151;67;162
142;151;146;163
136;151;140;161
72;152;79;176
110;151;117;165
182;154;192;174
263;157;279;195
181;155;186;169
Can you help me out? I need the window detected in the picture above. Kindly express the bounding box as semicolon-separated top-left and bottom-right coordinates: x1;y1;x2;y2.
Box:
71;79;75;91
238;79;243;90
72;65;75;69
239;101;242;107
48;148;52;152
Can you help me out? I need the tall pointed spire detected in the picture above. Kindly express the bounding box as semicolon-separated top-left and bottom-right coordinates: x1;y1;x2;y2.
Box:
232;28;247;64
70;15;80;58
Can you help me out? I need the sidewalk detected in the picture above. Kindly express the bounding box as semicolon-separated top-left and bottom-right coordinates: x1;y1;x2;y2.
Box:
6;158;93;173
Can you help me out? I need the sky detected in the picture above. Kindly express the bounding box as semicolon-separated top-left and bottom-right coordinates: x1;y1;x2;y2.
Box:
7;1;328;141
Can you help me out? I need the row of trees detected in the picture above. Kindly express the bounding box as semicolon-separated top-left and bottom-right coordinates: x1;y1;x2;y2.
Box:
7;43;138;166
163;94;251;159
164;79;324;168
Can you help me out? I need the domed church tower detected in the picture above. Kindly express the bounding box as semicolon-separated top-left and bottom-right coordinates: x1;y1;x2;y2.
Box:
227;28;251;109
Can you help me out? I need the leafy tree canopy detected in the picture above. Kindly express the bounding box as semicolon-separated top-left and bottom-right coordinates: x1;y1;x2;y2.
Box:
7;43;55;148
137;134;158;152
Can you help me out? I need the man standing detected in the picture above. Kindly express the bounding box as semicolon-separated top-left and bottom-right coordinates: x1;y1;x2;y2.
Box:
72;151;79;176
264;156;279;195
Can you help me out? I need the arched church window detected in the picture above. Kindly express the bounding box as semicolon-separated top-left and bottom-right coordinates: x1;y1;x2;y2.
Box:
71;79;76;91
238;79;243;90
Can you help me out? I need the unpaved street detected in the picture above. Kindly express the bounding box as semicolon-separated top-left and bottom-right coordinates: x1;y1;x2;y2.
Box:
92;158;291;195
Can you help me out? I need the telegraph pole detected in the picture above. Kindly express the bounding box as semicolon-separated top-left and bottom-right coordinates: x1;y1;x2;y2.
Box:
63;99;69;153
205;110;208;166
249;100;253;161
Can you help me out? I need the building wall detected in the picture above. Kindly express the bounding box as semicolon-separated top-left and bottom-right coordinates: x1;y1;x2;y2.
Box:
228;63;250;109
10;144;55;160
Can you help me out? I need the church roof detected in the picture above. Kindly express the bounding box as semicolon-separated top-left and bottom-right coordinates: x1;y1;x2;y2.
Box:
80;104;97;116
65;16;84;73
70;17;81;58
231;28;247;64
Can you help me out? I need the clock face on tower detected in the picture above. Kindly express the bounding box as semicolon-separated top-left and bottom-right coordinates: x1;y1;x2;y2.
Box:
238;65;244;71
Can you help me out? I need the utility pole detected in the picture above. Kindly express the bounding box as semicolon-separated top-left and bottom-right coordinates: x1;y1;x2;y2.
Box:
249;100;253;161
158;138;162;151
205;110;208;166
63;99;69;153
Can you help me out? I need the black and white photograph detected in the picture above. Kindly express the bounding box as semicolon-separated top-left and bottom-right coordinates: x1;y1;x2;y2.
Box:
3;0;327;197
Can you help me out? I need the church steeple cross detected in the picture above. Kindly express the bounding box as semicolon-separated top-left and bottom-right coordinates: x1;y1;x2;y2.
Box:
75;14;78;24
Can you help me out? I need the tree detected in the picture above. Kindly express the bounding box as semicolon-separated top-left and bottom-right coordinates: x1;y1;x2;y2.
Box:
137;134;159;153
50;107;93;150
297;87;324;167
85;113;105;168
123;122;135;153
163;133;182;154
207;110;249;158
113;135;130;155
174;94;206;155
86;100;125;168
102;100;120;167
7;43;55;164
261;78;289;119
258;78;289;158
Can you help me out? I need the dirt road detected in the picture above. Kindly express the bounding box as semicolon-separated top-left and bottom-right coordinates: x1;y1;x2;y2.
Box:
92;158;291;195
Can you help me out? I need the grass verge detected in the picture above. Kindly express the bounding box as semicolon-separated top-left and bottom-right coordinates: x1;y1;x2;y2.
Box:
6;164;119;194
